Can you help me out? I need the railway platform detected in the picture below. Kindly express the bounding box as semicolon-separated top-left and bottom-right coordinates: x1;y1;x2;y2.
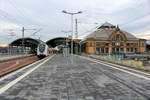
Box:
0;54;150;100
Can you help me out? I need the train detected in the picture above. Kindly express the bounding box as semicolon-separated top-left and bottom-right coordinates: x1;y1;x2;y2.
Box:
37;43;49;58
37;43;68;58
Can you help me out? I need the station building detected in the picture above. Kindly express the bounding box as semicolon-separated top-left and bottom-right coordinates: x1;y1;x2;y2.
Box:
147;40;150;52
82;22;146;54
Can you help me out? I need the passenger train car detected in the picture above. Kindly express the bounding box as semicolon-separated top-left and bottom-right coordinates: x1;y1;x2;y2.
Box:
37;43;49;58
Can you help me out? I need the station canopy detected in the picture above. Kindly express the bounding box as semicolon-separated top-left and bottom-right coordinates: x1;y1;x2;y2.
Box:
9;37;43;48
46;37;71;48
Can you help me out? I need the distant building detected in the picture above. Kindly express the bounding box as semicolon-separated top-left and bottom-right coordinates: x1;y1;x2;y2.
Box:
82;22;146;54
146;40;150;52
0;47;8;53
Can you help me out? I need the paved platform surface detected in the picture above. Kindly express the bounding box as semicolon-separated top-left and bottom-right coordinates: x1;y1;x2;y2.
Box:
0;54;150;100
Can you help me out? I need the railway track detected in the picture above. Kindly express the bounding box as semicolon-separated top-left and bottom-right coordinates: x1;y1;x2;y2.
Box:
0;55;39;77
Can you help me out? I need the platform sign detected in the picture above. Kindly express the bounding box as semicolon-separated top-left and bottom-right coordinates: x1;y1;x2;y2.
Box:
63;46;70;56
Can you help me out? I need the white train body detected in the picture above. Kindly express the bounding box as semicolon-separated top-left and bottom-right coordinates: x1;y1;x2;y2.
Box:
37;43;49;58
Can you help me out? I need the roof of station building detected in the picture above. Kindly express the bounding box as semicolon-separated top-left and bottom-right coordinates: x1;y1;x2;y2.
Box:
85;22;138;40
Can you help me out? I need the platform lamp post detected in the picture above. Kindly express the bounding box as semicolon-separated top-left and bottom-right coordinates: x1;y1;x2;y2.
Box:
62;10;82;55
61;30;71;46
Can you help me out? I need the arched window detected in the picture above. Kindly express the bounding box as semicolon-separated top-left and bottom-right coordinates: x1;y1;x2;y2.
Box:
112;34;124;41
116;34;120;41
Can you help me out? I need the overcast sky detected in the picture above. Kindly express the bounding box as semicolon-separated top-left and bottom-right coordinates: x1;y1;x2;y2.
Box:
0;0;150;44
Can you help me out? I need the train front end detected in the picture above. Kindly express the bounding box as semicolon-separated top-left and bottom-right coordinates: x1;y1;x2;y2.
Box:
37;43;49;59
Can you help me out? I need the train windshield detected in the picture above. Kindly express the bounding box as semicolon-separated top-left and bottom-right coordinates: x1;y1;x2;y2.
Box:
39;44;46;53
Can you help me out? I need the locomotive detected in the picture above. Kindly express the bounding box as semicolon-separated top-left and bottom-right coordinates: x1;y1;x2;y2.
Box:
37;43;49;58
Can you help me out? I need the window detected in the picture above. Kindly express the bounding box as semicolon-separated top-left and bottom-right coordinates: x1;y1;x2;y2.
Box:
120;42;124;46
142;43;145;47
113;34;124;41
89;42;92;46
135;48;137;52
120;48;123;52
116;48;119;52
127;48;129;52
105;48;108;53
112;48;115;53
105;43;109;46
96;48;100;54
101;48;104;53
131;48;133;52
126;43;129;46
112;42;115;46
96;42;100;46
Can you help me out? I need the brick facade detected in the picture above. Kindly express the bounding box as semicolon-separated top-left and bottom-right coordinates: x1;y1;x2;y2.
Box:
82;22;146;54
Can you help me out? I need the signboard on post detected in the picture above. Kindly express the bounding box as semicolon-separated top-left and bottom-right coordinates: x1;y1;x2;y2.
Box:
63;46;70;57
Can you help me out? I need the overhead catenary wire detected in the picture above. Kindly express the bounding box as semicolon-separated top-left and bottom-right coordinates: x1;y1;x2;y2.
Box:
7;0;28;20
0;0;28;26
78;24;100;37
0;0;44;38
0;9;22;25
116;0;149;27
5;0;44;27
120;12;150;27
